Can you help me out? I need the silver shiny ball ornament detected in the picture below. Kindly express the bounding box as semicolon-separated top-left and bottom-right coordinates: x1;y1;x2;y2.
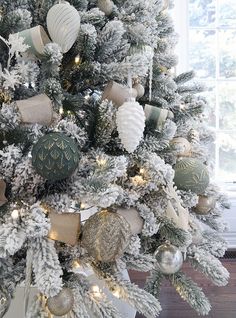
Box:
194;195;216;215
47;288;74;316
0;286;11;318
154;242;183;274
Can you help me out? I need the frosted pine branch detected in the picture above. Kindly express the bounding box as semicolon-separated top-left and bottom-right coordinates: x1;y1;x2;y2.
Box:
32;238;63;297
169;272;211;316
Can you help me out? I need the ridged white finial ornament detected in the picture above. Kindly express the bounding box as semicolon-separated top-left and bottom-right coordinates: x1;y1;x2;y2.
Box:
46;1;80;53
116;99;145;153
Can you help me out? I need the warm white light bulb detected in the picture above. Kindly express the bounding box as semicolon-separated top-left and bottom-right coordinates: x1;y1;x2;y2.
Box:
91;285;103;299
75;55;81;64
112;289;121;298
11;210;19;219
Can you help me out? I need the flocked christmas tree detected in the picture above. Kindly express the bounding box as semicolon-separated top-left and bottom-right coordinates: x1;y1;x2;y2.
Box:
0;0;230;317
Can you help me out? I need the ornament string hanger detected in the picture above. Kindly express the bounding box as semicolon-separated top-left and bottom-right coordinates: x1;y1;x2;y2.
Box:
148;48;154;103
127;64;134;101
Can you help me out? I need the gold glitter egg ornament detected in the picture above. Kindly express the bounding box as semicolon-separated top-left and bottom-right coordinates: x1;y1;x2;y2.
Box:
82;210;131;262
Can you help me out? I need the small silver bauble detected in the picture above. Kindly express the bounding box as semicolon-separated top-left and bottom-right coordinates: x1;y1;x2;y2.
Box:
194;195;216;215
47;288;74;316
154;242;183;274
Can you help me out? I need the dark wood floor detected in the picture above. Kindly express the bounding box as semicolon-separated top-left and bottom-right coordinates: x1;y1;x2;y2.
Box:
129;259;236;318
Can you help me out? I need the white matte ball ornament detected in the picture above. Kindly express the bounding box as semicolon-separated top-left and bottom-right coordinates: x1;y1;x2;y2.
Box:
116;99;145;153
117;208;144;235
47;2;80;53
47;288;74;316
154;242;183;274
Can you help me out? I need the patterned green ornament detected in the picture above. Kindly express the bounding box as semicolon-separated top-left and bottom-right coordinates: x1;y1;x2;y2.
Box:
32;132;79;181
174;158;209;194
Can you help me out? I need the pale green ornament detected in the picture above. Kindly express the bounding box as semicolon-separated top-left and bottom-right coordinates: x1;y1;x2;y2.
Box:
174;158;209;195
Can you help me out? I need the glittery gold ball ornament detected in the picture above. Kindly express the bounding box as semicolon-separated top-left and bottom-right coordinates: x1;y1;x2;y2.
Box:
170;137;191;157
174;158;209;195
47;288;74;316
154;242;183;274
32;133;79;181
194;195;216;215
82;210;131;262
0;90;11;104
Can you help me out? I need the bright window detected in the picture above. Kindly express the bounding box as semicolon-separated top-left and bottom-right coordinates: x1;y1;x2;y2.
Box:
173;0;236;184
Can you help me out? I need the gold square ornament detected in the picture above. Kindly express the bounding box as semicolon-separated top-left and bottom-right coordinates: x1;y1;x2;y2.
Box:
48;212;81;246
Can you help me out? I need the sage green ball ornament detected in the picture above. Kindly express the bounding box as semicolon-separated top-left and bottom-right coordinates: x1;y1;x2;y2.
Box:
174;158;209;194
32;132;79;181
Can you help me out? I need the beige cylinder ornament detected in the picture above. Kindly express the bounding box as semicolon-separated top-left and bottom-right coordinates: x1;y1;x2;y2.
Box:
48;212;81;246
97;0;114;15
0;179;7;207
117;207;144;235
102;81;138;107
16;94;53;126
17;25;51;57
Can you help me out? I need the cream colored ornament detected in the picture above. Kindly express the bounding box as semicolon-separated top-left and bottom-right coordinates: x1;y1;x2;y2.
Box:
47;2;80;53
194;195;216;215
170;137;191;157
16;94;53;125
117;207;144;235
102;81;138;107
97;0;113;15
116;99;145;153
0;179;7;207
133;83;145;99
165;184;189;231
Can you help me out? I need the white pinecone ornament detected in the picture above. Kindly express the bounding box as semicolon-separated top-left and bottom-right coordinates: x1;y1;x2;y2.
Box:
116;99;145;153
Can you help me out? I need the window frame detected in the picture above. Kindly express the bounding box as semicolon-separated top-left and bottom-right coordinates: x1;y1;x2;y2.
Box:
171;0;236;192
